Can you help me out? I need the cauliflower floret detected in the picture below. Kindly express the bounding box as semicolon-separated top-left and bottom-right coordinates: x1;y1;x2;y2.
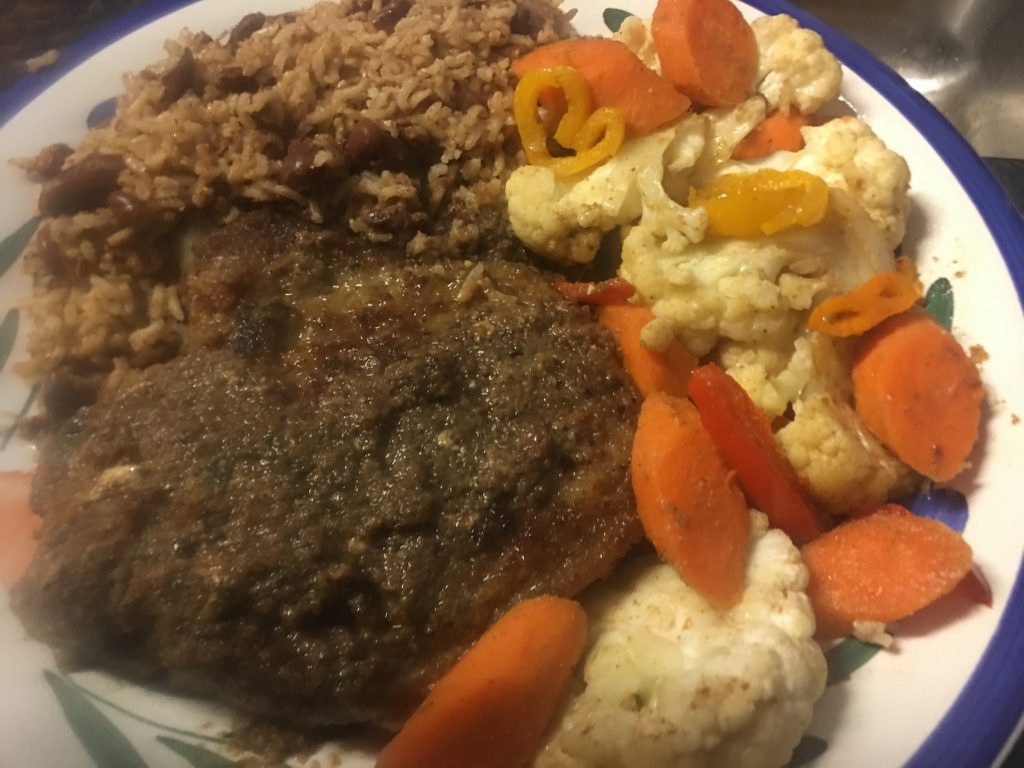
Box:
614;15;660;72
622;186;892;357
853;620;894;648
536;512;826;768
717;336;816;418
504;167;607;264
768;334;917;515
624;234;808;356
771;186;896;295
506;118;705;265
777;392;917;515
717;332;915;515
709;328;916;515
690;97;768;185
751;14;842;115
792;117;911;249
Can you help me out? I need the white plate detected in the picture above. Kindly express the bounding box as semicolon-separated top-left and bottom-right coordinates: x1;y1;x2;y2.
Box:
1;1;1022;766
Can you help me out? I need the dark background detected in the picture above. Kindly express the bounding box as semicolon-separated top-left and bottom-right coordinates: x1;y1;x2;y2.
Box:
1;0;149;92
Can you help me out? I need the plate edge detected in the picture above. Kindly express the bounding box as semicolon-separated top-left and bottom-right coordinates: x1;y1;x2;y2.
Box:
738;4;1024;766
2;0;1022;764
0;0;201;127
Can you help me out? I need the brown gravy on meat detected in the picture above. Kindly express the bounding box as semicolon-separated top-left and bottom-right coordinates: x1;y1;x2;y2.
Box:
14;212;640;730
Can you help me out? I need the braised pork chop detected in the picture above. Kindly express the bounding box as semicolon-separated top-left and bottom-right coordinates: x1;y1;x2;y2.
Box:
14;212;641;728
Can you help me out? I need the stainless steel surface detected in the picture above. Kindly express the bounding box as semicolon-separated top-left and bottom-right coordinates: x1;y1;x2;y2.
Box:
790;0;1023;160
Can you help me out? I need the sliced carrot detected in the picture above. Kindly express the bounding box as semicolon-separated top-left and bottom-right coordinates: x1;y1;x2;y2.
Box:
808;270;922;337
377;596;587;768
553;276;636;305
512;39;691;136
631;392;749;607
597;303;697;397
686;363;826;543
733;110;810;160
801;508;973;637
0;471;38;588
651;0;758;107
852;307;983;482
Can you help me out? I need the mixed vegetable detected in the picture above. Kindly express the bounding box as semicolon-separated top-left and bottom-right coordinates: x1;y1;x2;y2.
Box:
377;596;588;768
378;0;985;764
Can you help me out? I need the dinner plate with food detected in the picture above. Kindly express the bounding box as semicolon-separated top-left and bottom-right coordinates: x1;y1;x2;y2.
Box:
0;0;1021;766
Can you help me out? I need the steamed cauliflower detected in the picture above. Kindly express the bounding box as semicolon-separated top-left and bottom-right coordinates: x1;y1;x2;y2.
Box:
505;11;916;515
614;15;660;72
536;512;826;768
623;233;816;357
778;393;917;515
772;334;917;515
506;118;708;265
690;97;768;184
717;332;915;515
751;14;842;115
793;117;911;249
504;165;621;265
621;173;913;512
622;184;895;359
716;337;816;419
622;116;905;401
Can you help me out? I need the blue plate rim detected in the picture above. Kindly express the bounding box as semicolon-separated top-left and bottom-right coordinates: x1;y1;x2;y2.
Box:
740;2;1024;766
2;0;1023;766
0;0;198;128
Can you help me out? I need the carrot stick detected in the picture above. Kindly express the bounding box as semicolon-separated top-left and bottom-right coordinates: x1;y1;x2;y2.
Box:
597;303;697;397
0;471;38;588
808;270;922;337
377;596;587;768
852;307;983;482
686;364;826;543
733;110;810;160
512;39;691;136
801;508;973;637
631;392;749;607
553;276;636;305
651;0;758;107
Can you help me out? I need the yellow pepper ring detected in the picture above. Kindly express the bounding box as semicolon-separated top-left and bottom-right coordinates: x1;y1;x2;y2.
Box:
548;107;627;177
689;169;830;238
513;66;626;178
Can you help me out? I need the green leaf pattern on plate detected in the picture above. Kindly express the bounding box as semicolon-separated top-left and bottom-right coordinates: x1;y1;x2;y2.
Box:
70;676;230;745
825;637;882;686
602;7;633;32
0;218;38;278
924;277;954;330
44;671;240;767
44;670;149;768
0;309;20;372
1;384;37;450
157;736;237;768
0;220;37;450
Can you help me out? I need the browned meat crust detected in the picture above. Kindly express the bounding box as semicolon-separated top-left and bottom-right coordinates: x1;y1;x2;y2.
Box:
14;213;641;729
